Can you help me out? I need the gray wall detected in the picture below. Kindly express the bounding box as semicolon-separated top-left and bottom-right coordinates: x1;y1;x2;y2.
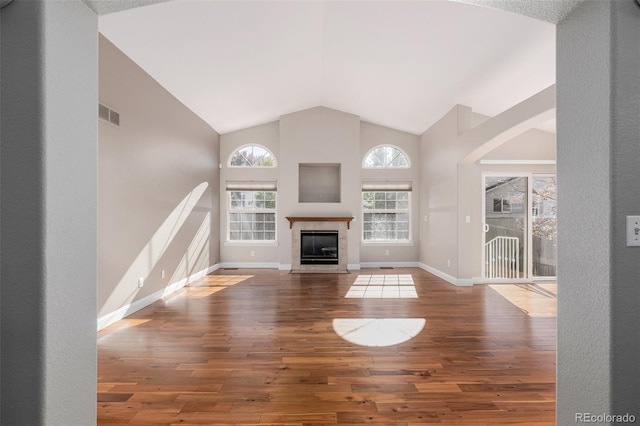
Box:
98;35;220;318
557;0;640;422
1;1;97;424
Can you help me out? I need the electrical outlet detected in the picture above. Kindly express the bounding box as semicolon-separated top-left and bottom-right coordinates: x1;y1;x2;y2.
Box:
447;259;451;267
385;249;390;256
137;277;144;288
161;270;165;279
626;216;640;246
250;250;255;257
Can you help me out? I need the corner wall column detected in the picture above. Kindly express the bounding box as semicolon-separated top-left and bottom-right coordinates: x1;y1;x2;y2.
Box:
557;0;640;422
0;1;98;424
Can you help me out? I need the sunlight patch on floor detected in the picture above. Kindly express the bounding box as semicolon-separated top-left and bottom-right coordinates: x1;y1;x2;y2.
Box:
332;318;426;347
165;275;253;303
99;318;150;334
489;283;557;318
186;287;228;299
345;274;418;298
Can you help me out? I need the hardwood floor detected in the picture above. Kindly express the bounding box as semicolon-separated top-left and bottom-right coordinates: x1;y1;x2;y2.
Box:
97;268;556;425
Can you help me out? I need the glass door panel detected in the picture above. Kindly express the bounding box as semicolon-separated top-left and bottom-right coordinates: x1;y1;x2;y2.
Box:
484;176;528;279
532;176;557;277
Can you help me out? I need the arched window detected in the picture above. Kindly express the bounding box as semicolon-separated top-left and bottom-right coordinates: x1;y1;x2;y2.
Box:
229;144;277;167
362;145;410;168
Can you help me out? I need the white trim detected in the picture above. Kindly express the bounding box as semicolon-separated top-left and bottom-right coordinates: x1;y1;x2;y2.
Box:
456;278;475;287
360;261;419;268
278;264;292;271
479;159;556;165
361;240;414;246
224;240;279;247
225;180;278;190
220;262;279;269
227;143;277;168
532;276;557;282
361;181;412;191
473;277;534;284
362;191;412;243
362;144;411;169
347;263;361;271
227;190;277;242
418;263;460;286
97;264;220;331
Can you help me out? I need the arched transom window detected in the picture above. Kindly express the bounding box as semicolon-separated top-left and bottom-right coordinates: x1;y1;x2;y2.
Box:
363;145;410;168
229;144;277;167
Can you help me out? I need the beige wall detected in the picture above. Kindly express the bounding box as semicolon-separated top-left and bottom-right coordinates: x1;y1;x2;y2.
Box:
360;121;420;264
457;129;556;279
420;105;556;282
218;107;421;268
278;107;361;267
483;128;556;160
98;35;220;318
219;121;280;265
419;106;465;279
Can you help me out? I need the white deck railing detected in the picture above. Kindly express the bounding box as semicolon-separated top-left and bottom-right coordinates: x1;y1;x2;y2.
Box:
485;236;520;279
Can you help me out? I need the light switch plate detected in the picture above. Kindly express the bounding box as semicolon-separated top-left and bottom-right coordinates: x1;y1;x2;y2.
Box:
626;216;640;247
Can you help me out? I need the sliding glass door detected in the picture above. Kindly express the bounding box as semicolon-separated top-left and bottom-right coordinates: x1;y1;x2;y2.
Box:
484;176;528;279
483;174;556;280
531;176;557;278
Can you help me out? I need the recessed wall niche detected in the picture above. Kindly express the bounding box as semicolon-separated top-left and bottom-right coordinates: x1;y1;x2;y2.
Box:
299;163;341;203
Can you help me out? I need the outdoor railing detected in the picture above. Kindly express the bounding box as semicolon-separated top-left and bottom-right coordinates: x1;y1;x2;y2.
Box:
485;236;520;279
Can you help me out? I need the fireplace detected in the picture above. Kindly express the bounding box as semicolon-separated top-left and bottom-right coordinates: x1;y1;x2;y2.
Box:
300;231;339;265
286;217;353;273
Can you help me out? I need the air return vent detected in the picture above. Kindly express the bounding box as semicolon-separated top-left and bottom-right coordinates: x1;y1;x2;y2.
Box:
98;103;120;127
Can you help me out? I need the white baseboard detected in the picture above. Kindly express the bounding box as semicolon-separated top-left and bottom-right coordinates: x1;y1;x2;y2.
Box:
278;264;292;271
473;277;533;284
347;263;361;271
418;263;470;286
220;262;279;269
360;261;419;269
97;263;220;331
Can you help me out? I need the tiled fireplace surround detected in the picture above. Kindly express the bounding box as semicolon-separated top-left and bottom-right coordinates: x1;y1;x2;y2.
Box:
287;217;353;273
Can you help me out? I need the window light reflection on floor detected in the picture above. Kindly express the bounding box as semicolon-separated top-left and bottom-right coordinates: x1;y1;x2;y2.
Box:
332;318;426;347
345;274;418;298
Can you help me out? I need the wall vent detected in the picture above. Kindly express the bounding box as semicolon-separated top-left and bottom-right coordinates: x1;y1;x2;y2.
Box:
98;103;120;127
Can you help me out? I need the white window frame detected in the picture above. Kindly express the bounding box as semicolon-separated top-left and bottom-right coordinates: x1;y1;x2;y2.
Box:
228;144;277;168
362;191;412;243
227;190;277;242
362;145;410;169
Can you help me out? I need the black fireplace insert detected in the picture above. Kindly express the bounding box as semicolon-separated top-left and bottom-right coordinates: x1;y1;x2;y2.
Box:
300;231;339;265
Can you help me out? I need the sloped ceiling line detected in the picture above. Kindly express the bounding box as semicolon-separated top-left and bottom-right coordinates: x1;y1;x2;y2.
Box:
96;0;559;135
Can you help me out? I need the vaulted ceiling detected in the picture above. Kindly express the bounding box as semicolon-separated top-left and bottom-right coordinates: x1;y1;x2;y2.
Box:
98;0;561;135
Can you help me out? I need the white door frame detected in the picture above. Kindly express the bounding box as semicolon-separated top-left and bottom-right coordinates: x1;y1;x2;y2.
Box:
481;172;556;282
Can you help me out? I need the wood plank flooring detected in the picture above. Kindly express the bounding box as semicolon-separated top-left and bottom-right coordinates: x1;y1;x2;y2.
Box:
97;268;556;425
